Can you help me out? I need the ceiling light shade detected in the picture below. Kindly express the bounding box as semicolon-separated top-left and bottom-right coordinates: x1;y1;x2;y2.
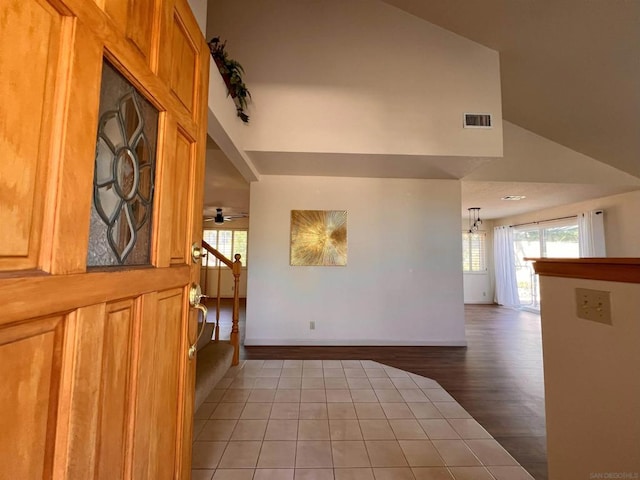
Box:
468;207;482;233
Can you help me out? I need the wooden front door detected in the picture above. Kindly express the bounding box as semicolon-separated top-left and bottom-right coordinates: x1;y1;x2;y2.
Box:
0;0;209;478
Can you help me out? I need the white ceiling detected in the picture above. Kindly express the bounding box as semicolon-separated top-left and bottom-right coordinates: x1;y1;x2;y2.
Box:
462;182;640;220
205;0;640;221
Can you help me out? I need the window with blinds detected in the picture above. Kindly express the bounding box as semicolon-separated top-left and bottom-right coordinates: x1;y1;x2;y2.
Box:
203;229;248;267
462;232;486;272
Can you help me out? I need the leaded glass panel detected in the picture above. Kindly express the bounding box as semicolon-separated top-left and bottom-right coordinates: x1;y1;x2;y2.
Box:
87;60;158;266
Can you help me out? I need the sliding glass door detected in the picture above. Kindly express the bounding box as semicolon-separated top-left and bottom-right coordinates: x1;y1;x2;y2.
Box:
514;229;540;309
513;220;579;310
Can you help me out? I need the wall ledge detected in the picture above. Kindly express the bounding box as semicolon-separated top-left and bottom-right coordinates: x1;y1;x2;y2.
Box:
528;258;640;284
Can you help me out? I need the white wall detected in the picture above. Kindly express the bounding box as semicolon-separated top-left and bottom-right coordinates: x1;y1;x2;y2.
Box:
187;0;207;36
245;175;466;346
495;189;640;257
207;64;260;183
208;0;502;158
538;274;640;478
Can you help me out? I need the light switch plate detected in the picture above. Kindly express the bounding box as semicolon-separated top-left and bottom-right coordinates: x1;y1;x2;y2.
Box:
575;288;612;325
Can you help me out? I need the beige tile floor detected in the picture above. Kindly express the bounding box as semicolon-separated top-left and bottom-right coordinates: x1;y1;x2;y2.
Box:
192;360;534;480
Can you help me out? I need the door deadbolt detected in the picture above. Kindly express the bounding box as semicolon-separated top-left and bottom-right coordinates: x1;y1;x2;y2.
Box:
189;283;203;306
191;242;204;264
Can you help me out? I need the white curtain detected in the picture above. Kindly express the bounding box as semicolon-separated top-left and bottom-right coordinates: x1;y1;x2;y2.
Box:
578;210;606;257
494;226;520;308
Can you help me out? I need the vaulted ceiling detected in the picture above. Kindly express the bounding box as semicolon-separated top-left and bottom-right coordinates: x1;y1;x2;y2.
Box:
205;0;640;220
383;0;640;178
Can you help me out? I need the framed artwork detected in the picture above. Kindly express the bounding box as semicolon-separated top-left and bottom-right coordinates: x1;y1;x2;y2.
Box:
290;210;347;266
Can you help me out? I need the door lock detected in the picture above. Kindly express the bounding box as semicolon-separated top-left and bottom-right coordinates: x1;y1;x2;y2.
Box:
191;242;204;264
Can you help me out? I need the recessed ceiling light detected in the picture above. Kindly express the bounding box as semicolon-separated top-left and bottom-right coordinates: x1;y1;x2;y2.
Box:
501;195;526;201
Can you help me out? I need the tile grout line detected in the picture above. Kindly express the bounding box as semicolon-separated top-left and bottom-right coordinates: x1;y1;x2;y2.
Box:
193;359;530;479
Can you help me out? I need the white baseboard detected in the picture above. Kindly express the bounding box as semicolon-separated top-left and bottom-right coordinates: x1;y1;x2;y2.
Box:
243;338;467;347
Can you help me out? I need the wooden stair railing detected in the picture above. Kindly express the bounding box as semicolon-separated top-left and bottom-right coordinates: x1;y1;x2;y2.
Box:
201;240;242;365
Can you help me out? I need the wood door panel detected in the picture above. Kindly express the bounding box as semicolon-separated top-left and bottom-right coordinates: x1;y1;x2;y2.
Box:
63;0;200;135
130;293;156;480
0;315;64;480
148;289;183;479
170;128;196;264
132;289;184;479
102;0;128;33
101;0;157;65
41;17;103;275
169;12;198;114
95;300;135;480
53;304;106;479
0;0;65;270
1;0;208;477
126;0;158;64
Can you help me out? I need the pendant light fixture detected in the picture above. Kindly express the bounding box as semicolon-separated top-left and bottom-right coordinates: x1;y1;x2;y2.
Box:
468;207;482;233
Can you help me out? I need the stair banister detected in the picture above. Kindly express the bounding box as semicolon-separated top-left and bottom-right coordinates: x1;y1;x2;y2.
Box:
200;240;242;365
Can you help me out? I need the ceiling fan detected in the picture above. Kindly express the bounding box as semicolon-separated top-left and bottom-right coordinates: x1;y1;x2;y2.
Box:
204;208;248;225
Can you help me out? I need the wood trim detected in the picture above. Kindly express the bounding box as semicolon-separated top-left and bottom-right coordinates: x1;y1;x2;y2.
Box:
46;19;103;275
179;9;209;474
527;258;640;284
130;292;157;480
0;265;190;326
123;295;144;480
201;240;233;268
53;305;105;479
174;284;192;478
153;112;176;268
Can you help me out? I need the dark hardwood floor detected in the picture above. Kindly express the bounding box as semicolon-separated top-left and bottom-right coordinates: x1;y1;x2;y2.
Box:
208;300;547;480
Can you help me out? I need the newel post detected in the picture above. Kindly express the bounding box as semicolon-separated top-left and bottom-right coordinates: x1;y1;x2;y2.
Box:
215;264;222;341
230;254;242;365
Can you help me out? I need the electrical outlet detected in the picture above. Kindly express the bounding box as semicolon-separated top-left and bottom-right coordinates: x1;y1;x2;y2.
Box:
309;321;315;330
575;288;612;325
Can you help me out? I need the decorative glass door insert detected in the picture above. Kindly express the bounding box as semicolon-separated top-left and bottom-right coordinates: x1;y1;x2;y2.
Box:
87;60;159;266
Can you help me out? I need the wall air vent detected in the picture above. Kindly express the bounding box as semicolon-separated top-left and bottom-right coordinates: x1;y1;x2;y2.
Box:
463;113;492;129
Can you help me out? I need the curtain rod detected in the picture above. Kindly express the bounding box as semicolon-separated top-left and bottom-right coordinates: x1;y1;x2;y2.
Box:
509;214;577;229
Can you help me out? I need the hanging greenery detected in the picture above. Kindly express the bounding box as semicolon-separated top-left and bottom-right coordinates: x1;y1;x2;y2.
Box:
208;37;252;123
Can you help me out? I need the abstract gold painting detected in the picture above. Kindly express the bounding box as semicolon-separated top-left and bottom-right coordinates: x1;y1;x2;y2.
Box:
290;210;347;266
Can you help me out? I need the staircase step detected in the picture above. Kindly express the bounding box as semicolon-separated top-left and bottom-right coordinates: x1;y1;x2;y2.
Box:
194;341;234;410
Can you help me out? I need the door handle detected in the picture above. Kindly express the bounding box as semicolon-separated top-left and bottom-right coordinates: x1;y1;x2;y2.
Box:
188;284;208;360
188;303;208;360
